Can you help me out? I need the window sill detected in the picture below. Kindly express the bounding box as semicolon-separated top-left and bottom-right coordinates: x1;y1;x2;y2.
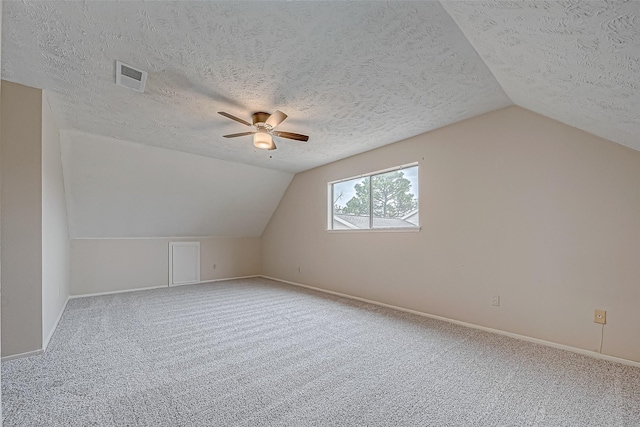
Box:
326;227;421;234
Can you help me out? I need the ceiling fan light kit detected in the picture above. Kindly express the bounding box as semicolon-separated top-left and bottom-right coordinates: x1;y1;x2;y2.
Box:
253;128;275;150
219;110;309;151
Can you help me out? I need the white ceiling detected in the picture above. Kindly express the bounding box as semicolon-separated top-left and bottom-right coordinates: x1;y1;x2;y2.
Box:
60;130;293;238
4;1;638;240
2;0;512;173
442;1;640;151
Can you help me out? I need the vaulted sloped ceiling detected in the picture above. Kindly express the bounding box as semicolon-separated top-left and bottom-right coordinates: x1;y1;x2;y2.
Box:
2;1;639;239
60;130;293;238
3;2;638;172
442;1;640;151
2;1;511;173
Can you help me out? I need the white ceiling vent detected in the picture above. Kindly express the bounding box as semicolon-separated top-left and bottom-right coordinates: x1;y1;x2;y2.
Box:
115;61;147;92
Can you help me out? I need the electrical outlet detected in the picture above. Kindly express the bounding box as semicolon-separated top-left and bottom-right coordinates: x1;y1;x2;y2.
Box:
492;295;500;306
298;266;301;273
594;309;606;324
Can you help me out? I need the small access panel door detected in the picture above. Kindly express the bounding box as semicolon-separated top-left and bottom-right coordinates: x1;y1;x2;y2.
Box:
169;242;200;286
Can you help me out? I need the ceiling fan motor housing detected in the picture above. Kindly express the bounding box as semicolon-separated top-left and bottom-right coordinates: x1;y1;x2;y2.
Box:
252;112;271;127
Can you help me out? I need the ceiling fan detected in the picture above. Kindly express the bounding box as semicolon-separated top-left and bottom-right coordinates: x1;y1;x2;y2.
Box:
218;110;309;151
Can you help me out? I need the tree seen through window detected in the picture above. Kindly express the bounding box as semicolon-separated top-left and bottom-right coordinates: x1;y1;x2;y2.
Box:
331;165;418;230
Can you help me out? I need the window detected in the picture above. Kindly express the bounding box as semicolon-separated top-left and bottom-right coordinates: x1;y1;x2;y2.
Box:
329;164;419;230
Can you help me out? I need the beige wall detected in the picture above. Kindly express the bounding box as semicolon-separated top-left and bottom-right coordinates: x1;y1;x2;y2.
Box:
262;106;640;363
70;237;261;295
41;91;70;348
1;81;43;357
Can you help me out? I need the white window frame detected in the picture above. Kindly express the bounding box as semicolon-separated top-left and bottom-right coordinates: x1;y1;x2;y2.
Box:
327;162;420;232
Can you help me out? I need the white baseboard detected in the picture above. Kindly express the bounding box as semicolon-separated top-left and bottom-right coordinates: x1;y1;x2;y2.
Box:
210;274;260;282
4;296;70;361
70;275;260;298
261;275;640;369
43;296;70;351
171;275;260;287
1;349;43;362
69;285;167;299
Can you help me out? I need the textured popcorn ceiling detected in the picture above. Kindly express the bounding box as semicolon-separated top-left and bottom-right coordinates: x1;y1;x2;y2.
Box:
442;0;640;151
1;1;511;173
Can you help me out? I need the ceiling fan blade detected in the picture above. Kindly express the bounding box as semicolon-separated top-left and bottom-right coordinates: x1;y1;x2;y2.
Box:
265;110;288;129
218;111;251;127
222;131;255;138
273;131;309;142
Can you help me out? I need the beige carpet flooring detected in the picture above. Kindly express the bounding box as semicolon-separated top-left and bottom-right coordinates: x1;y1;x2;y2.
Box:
2;277;640;426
